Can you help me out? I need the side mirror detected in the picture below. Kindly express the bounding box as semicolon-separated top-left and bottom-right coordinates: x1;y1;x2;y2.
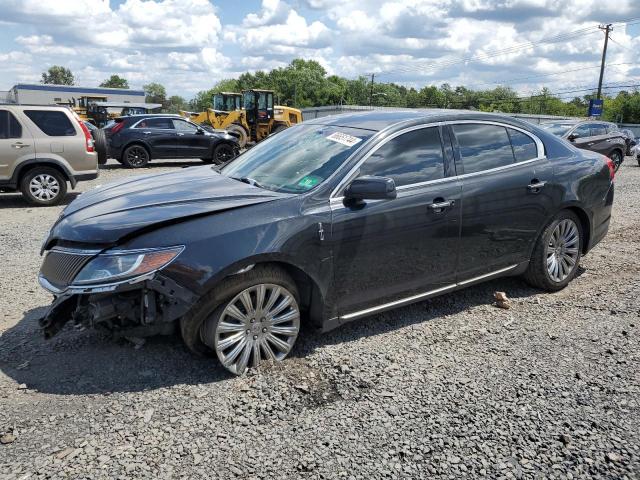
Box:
344;176;397;202
567;133;578;141
196;127;205;135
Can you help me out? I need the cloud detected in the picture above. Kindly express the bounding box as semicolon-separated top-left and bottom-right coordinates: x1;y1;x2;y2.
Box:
1;0;639;99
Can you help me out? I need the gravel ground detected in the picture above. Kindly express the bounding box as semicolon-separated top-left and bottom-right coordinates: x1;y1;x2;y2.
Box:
0;158;639;479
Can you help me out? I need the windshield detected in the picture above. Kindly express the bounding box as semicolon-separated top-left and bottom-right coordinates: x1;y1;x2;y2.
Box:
540;122;575;137
221;124;373;194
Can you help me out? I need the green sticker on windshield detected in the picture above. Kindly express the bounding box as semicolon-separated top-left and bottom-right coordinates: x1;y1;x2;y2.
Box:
298;176;321;188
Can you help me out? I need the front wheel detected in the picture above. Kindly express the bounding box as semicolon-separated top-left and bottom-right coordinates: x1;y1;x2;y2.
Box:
180;266;301;375
212;143;237;165
20;167;68;206
524;211;582;291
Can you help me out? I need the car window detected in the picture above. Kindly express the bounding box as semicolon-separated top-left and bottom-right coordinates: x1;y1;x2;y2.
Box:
507;128;538;162
591;123;608;136
607;124;619;133
24;110;76;136
452;124;514;174
173;119;198;133
137;118;174;129
359;127;445;186
0;110;22;139
573;124;592;137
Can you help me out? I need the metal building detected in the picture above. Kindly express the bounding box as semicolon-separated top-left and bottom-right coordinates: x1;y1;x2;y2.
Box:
6;84;145;105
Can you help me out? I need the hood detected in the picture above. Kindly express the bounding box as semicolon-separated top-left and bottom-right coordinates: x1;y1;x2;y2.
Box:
47;166;286;246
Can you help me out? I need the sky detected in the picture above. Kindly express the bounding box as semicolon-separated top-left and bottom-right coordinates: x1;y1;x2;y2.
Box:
1;0;640;101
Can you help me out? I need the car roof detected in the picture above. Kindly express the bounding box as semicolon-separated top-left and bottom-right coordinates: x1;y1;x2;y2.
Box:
304;109;539;132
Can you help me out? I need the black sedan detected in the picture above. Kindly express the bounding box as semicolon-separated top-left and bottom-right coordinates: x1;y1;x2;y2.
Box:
38;110;614;375
104;114;239;168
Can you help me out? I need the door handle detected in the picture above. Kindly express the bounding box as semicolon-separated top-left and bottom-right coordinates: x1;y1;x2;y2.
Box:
177;133;185;136
588;142;595;146
429;200;454;211
527;180;546;192
143;131;152;135
11;142;30;149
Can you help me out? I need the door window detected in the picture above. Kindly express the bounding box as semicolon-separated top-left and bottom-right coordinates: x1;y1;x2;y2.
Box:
137;118;174;129
0;110;22;139
590;123;608;136
359;127;445;186
572;124;592;138
173;119;198;133
24;110;75;136
452;124;514;174
507;128;538;161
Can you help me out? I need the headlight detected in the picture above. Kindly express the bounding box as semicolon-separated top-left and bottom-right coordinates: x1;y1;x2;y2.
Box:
73;246;184;285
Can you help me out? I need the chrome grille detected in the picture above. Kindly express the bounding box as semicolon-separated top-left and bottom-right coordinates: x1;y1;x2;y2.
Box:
40;249;95;288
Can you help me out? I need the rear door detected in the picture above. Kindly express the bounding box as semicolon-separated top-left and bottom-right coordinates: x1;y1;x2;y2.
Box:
0;109;34;182
133;117;176;158
172;119;210;158
331;125;461;315
450;122;554;280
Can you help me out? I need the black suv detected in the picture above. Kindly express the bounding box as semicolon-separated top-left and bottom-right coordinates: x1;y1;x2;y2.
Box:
104;114;239;168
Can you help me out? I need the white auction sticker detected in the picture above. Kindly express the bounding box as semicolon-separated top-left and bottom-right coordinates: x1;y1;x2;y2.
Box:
326;131;363;147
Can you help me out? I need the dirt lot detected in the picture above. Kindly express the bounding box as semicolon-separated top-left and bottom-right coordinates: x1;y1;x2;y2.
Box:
1;158;639;479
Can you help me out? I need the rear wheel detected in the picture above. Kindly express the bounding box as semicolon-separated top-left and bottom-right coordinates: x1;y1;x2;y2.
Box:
609;149;623;172
524;210;582;291
180;266;301;375
122;145;150;168
20;167;67;206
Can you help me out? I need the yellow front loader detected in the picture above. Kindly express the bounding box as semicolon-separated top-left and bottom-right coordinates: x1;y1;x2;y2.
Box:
180;90;302;148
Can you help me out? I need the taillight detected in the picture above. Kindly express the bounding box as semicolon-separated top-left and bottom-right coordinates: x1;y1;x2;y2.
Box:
78;121;95;153
111;121;124;134
604;156;615;181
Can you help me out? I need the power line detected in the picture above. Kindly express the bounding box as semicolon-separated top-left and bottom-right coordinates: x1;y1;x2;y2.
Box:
608;34;635;52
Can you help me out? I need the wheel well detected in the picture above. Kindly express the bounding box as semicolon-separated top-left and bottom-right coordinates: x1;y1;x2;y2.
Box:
565;206;591;254
17;162;70;186
254;261;324;328
122;142;150;160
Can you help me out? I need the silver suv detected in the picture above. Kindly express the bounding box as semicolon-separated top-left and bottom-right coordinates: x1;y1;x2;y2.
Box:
0;105;99;205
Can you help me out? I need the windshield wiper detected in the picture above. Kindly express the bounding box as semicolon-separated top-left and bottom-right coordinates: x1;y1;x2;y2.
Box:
231;176;266;189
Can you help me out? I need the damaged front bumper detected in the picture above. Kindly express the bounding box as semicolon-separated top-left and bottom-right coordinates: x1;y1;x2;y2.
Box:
38;273;198;340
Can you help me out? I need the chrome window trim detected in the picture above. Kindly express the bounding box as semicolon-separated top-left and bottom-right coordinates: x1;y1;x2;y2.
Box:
339;264;518;321
131;117;177;130
330;119;546;200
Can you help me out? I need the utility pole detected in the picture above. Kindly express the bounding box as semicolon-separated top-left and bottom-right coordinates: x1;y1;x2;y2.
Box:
597;23;612;100
369;73;375;107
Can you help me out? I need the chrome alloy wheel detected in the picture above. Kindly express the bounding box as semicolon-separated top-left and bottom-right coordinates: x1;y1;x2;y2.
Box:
29;174;60;201
202;284;300;375
546;219;579;283
126;146;148;166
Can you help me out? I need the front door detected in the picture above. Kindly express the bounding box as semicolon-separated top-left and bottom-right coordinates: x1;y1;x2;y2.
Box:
172;119;210;158
331;125;461;315
449;122;555;280
0;109;34;182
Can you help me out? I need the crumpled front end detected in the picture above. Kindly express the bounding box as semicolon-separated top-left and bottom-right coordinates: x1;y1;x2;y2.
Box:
38;246;198;339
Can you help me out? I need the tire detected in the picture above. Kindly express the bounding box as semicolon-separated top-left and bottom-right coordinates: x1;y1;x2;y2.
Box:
524;210;583;292
637;155;640;167
180;265;301;375
93;129;108;165
212;143;237;165
122;144;150;168
20;166;68;206
270;124;288;135
609;149;623;172
227;124;248;149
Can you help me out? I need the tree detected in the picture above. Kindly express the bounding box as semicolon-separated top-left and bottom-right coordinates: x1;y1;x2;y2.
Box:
143;82;167;106
41;66;74;85
166;95;187;114
100;75;129;89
